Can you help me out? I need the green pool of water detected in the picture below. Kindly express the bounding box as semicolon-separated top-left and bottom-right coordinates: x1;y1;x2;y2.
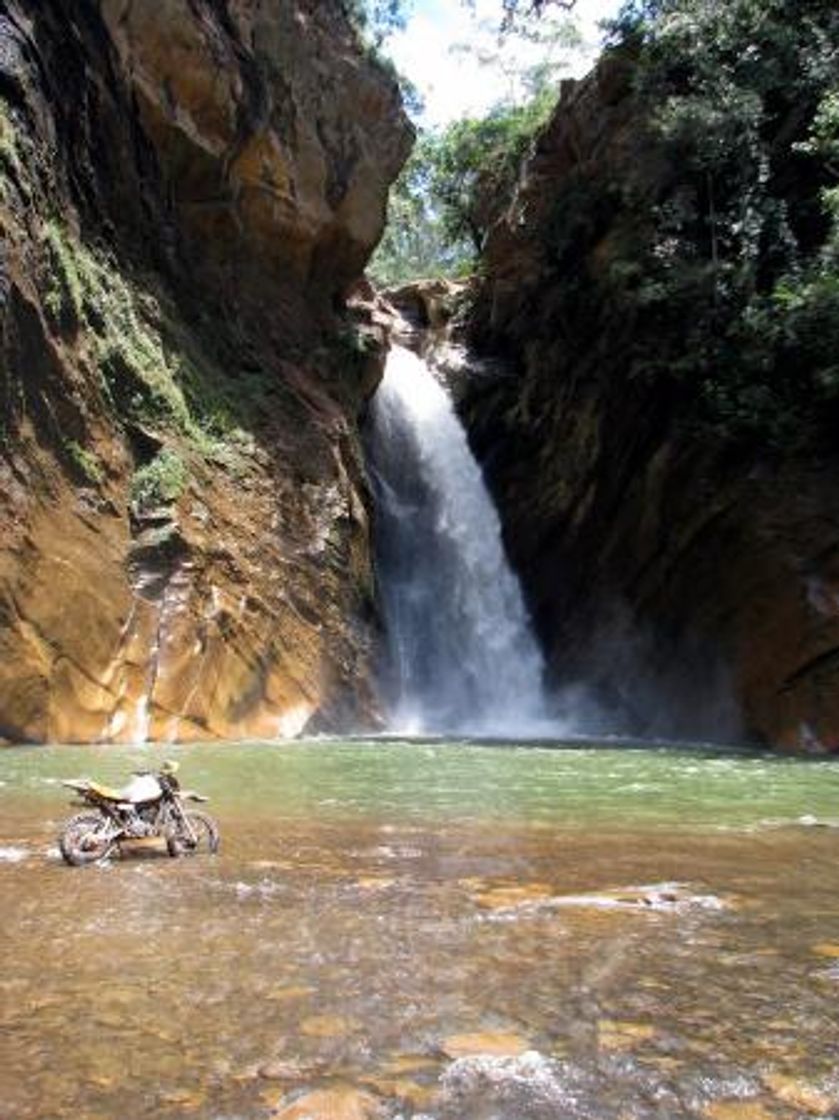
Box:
3;737;839;831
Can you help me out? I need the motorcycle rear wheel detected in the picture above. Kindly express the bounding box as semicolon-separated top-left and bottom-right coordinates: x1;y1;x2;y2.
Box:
59;811;116;866
167;810;220;857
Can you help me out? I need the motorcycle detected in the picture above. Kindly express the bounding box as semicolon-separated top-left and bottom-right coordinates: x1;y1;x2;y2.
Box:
58;761;220;865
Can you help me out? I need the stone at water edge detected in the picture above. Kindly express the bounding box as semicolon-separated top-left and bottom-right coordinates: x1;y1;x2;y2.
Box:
270;1086;384;1120
157;1088;205;1111
474;882;728;914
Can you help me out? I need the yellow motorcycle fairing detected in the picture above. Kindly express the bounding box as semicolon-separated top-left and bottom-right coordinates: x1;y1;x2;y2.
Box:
86;781;129;802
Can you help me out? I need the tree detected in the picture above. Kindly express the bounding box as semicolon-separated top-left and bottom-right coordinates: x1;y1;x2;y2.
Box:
461;0;579;30
367;0;577;284
347;0;578;47
369;81;558;284
369;134;474;286
342;0;409;47
590;0;839;446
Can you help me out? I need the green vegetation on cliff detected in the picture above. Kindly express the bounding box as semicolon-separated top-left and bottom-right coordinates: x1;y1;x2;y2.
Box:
131;448;188;510
374;0;839;451
553;0;839;448
460;0;839;744
371;86;557;284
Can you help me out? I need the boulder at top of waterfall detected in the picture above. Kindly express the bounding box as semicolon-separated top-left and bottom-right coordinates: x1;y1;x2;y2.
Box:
386;278;469;334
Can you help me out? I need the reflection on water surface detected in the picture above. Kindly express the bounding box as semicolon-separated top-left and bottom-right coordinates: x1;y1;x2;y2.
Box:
1;739;838;1119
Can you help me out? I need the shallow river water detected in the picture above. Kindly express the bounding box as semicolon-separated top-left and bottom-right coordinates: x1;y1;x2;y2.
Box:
1;739;839;1120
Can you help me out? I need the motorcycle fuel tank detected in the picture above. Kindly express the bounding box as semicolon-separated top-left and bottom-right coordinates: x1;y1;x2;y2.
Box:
119;774;163;803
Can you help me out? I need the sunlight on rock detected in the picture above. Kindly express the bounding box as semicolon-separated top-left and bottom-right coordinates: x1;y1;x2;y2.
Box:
474;882;555;909
811;943;839;958
441;1030;531;1059
703;1100;774;1120
355;876;397;891
597;1020;656;1052
762;1073;837;1115
300;1014;360;1039
264;986;315;1003
361;1074;437;1111
382;1054;442;1076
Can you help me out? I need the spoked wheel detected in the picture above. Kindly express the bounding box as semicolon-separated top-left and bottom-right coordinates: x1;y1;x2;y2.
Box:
167;810;220;857
59;811;116;866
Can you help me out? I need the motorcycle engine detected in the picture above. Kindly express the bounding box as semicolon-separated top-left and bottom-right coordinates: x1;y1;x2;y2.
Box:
122;804;157;837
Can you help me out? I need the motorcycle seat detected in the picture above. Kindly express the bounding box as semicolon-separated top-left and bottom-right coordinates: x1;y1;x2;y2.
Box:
87;775;163;804
87;781;133;802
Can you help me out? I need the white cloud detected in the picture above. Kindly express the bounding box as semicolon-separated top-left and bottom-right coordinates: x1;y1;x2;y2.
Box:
387;0;623;128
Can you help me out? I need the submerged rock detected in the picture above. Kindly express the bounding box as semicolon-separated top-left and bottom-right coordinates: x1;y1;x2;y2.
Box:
476;881;727;919
437;1051;608;1120
762;1073;838;1116
597;1020;656;1053
440;1030;531;1060
703;1102;774;1120
811;943;839;959
300;1014;360;1039
271;1085;384;1120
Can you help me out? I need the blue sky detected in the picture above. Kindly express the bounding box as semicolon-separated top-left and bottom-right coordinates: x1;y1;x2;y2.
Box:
388;0;623;126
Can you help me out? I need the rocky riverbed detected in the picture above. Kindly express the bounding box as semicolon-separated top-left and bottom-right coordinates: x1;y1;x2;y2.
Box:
1;739;838;1119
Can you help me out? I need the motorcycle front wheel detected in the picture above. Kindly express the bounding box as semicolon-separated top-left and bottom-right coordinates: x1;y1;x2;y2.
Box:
167;810;220;857
59;811;116;866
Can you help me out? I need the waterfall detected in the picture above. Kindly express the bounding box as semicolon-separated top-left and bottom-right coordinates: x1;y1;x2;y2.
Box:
366;344;552;736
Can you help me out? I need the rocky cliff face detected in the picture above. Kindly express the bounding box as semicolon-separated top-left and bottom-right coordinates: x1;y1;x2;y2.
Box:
0;0;412;743
464;56;839;750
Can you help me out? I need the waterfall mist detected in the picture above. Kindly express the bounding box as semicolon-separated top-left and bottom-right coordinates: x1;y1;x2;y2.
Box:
365;345;558;736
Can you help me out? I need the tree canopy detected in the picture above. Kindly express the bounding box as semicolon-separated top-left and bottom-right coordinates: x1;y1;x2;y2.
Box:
345;0;579;43
367;2;578;285
370;76;560;287
537;0;839;448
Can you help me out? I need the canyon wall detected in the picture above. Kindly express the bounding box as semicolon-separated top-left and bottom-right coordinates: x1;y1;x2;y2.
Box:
464;55;839;749
0;0;412;742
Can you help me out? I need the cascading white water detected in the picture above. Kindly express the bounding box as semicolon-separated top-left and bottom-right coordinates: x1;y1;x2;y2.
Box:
366;344;552;736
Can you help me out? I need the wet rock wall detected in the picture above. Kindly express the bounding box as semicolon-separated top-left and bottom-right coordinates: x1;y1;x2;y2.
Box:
0;0;412;742
463;57;839;749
